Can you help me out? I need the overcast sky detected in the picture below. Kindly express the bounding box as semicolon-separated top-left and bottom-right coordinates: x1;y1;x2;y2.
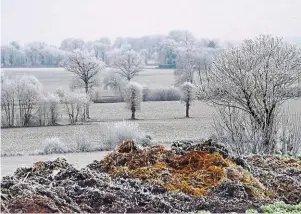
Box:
2;0;301;46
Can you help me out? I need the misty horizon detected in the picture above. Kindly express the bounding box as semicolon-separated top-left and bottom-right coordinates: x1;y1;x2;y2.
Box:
2;0;301;46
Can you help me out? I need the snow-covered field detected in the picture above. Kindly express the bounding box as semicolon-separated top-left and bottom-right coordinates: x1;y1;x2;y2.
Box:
1;101;216;155
1;67;175;92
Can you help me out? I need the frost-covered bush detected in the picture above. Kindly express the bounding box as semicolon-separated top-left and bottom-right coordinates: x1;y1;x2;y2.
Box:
124;82;143;119
43;137;69;154
144;87;181;101
73;127;97;152
102;121;149;150
180;82;196;118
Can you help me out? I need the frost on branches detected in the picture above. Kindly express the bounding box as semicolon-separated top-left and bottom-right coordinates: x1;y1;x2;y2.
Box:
124;82;143;119
205;35;301;154
61;50;105;118
110;49;145;81
58;91;90;124
180;82;196;118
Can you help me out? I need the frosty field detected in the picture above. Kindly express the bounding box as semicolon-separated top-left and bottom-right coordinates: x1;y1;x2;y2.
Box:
1;101;215;155
1;67;175;93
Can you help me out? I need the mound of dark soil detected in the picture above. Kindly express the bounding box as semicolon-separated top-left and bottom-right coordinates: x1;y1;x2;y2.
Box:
1;140;300;213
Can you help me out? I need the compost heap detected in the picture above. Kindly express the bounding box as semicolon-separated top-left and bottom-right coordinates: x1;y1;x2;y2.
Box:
1;140;301;213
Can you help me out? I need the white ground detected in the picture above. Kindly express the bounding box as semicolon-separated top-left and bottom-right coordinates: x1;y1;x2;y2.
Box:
1;67;175;92
1;101;216;154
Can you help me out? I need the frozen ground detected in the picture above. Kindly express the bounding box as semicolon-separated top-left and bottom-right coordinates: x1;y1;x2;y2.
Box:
1;67;175;92
1;101;216;155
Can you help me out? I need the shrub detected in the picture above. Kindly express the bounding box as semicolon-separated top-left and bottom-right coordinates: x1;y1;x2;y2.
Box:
261;202;301;213
43;137;69;154
74;127;97;152
102;121;149;150
144;87;181;101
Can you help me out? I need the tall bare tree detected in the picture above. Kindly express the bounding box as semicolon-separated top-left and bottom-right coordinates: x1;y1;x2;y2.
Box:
61;50;105;118
204;35;301;154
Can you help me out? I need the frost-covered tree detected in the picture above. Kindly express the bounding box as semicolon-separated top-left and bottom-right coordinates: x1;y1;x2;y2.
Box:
59;91;89;124
1;77;17;126
61;50;105;118
84;41;110;62
16;75;43;126
60;38;85;51
180;82;196;118
205;35;301;154
24;42;46;66
140;49;149;64
1;75;44;126
111;49;144;81
174;50;196;86
37;92;60;125
124;82;143;119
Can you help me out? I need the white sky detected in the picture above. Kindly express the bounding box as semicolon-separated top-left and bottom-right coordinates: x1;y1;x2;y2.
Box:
1;0;301;46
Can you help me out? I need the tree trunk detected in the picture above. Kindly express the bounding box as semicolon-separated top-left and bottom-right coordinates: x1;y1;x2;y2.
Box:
85;85;90;119
131;105;136;120
186;100;190;118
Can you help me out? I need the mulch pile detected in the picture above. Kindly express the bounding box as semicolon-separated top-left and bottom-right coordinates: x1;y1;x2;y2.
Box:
1;140;300;213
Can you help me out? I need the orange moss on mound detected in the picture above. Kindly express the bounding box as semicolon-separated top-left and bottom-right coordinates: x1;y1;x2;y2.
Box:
99;141;234;196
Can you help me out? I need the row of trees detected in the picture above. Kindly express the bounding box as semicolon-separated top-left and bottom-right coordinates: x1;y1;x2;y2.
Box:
1;75;91;127
1;30;219;67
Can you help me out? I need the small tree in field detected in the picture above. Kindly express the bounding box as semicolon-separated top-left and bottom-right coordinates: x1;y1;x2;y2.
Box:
59;91;89;124
61;50;105;118
180;82;196;118
124;82;143;119
204;35;301;154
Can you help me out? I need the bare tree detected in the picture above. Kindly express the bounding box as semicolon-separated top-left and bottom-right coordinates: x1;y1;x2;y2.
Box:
124;82;143;119
1;77;17;126
15;75;42;126
102;69;127;97
111;49;144;81
61;50;105;118
59;91;89;124
180;82;196;118
204;35;301;154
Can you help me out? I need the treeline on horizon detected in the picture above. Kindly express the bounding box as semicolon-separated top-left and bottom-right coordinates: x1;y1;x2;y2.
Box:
1;30;223;68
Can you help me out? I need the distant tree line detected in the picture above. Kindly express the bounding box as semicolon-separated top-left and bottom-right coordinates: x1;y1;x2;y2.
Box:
1;30;221;67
